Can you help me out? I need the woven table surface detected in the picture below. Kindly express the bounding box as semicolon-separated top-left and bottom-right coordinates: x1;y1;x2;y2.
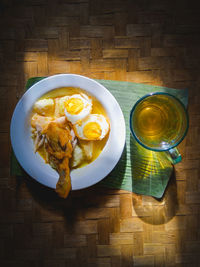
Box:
1;1;200;266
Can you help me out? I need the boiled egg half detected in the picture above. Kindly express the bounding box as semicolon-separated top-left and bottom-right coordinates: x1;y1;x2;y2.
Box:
64;93;92;124
74;114;110;140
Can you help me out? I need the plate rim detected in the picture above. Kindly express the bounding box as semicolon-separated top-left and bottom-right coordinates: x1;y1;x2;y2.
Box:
10;74;126;190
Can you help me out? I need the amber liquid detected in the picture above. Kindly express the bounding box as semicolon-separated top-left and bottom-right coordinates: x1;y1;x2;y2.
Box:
136;105;167;136
132;94;187;150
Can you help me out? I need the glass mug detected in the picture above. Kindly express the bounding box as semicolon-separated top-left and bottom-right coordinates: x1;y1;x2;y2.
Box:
130;92;189;164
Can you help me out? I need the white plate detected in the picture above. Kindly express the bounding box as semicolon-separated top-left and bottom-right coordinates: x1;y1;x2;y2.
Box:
10;74;126;190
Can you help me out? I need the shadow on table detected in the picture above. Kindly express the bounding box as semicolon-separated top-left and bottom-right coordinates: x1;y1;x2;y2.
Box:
19;171;119;229
130;134;178;225
132;169;178;225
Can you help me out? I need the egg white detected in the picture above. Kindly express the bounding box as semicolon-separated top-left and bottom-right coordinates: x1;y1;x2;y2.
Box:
57;96;70;116
74;114;110;140
64;93;92;124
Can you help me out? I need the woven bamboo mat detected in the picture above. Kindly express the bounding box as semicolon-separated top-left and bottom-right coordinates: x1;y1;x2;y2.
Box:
1;0;200;266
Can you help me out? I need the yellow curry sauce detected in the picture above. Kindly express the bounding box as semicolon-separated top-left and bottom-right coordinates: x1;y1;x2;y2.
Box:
31;87;109;168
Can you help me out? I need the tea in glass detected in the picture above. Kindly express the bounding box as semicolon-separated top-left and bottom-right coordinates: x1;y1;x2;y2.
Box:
130;93;188;152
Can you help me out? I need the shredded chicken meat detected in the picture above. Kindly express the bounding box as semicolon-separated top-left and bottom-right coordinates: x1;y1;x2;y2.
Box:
31;114;76;198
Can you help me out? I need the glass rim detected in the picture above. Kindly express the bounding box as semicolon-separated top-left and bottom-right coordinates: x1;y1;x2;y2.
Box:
129;92;189;152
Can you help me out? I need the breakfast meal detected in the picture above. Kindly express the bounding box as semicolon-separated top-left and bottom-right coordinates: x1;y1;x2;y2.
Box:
30;87;110;198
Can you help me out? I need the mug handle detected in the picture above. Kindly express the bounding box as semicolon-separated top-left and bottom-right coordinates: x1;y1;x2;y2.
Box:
166;147;182;164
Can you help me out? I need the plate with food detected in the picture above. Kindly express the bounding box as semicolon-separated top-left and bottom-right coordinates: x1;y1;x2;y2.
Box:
10;74;126;198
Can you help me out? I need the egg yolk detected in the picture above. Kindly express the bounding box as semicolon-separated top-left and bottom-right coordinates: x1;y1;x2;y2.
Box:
83;122;102;140
65;98;84;115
